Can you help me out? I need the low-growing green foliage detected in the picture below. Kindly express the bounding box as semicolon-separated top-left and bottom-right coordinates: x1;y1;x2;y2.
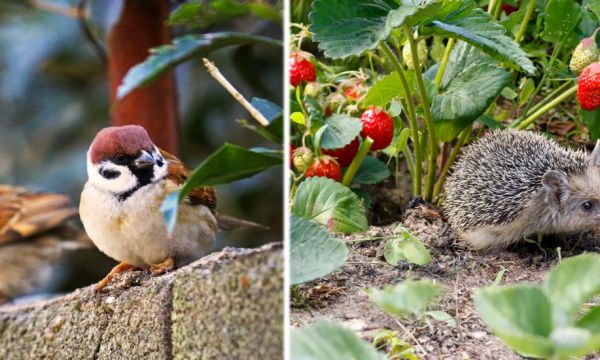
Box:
384;225;432;267
475;253;600;359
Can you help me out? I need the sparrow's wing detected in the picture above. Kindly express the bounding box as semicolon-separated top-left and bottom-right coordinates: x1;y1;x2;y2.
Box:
0;185;78;244
159;149;217;211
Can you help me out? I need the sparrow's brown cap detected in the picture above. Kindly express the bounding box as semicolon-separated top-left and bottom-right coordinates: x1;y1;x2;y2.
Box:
89;125;154;164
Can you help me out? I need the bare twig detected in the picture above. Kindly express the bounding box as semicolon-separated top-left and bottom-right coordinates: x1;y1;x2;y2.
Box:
202;58;269;126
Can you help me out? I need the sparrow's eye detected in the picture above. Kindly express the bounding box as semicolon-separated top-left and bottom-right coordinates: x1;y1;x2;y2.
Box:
113;153;128;165
156;156;164;167
582;201;594;211
100;168;120;179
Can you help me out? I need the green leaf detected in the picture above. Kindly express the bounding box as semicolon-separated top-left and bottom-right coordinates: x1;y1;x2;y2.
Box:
576;306;600;333
367;280;442;318
309;0;442;59
304;95;325;126
116;33;282;101
320;114;363;150
429;43;511;141
543;254;600;328
160;144;281;235
351;156;390;184
384;226;431;266
541;0;583;47
425;6;536;75
293;177;368;233
290;216;348;285
363;71;415;107
236;98;283;143
290;112;306;125
291;321;386;360
424;310;457;327
474;285;555;358
581;107;600;140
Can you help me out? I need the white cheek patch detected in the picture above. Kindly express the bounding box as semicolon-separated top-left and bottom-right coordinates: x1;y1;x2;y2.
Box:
88;160;138;194
152;146;168;182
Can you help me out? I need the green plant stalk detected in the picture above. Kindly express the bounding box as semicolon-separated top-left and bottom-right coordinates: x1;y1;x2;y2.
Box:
434;38;455;89
380;42;422;196
433;126;471;201
516;85;577;129
514;0;535;43
342;137;373;186
526;80;572;116
493;0;502;20
404;26;438;201
487;0;497;14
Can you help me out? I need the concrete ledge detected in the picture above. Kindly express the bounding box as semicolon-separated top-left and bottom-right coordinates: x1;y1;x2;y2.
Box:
0;243;283;360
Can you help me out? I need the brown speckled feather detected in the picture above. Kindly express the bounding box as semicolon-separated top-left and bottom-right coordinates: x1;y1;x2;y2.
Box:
0;185;78;244
159;149;217;211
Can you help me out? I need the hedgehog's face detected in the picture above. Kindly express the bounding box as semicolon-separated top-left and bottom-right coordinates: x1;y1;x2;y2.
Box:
543;141;600;230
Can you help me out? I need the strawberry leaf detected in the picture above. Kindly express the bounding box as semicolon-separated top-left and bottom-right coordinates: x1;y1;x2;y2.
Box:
293;177;368;233
424;5;536;75
309;0;442;59
351;156;390;185
290;216;348;285
319;115;363;150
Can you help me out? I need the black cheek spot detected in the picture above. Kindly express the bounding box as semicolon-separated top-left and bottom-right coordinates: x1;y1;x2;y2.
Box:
100;168;121;179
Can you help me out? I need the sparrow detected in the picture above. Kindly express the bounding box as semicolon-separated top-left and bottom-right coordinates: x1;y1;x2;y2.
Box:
0;185;89;303
80;125;243;292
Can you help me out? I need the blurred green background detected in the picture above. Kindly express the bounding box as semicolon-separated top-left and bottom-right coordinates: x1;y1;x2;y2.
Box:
0;0;283;297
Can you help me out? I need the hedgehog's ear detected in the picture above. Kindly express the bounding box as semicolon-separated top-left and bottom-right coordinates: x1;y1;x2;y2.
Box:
542;170;569;208
588;140;600;168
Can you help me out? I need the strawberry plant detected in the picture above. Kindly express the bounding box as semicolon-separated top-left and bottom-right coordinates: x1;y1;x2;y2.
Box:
475;254;600;359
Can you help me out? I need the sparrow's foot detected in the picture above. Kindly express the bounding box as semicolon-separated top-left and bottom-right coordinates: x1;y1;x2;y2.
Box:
150;257;175;276
95;262;139;292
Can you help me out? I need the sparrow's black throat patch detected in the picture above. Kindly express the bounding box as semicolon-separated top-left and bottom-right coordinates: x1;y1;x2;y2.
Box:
113;154;156;201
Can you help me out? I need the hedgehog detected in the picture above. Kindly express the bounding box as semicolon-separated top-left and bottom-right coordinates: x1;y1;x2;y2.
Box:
443;129;600;250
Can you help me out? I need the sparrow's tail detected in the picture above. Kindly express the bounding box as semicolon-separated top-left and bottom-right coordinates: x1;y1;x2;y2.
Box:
216;214;269;231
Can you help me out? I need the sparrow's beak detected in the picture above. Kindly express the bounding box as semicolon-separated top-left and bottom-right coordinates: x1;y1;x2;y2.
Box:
133;151;155;169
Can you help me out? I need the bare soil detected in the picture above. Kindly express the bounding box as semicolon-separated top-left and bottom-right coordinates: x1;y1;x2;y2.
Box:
291;202;600;359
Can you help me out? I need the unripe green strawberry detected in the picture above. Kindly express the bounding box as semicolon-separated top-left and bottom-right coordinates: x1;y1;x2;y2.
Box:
292;147;314;173
577;62;600;111
570;30;600;75
402;39;428;70
430;36;445;63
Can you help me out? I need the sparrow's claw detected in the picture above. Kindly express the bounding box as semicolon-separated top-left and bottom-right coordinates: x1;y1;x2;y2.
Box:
150;257;175;276
95;262;138;292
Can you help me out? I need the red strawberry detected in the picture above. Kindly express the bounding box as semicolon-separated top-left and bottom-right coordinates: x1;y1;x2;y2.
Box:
290;53;316;87
344;86;361;101
322;137;360;167
305;157;342;182
359;106;394;150
289;144;296;169
577;62;600;111
501;3;519;15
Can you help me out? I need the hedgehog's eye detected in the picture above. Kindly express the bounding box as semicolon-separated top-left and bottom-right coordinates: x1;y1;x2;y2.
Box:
582;201;593;211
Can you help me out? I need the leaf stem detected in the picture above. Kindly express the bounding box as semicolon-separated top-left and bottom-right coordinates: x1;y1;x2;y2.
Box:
515;84;577;129
379;42;422;196
433;126;470;202
434;38;455;89
404;26;438;201
342;137;373;186
515;0;535;43
526;80;572;117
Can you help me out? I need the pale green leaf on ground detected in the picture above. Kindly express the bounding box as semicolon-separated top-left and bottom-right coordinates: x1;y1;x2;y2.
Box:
384;226;431;266
474;285;555;358
290;216;348;285
542;254;600;328
367;280;442;318
291;321;386;360
293;177;368;233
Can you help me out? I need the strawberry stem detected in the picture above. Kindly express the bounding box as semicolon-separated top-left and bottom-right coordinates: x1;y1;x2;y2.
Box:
515;0;535;44
433;125;471;202
404;25;438;201
342;137;373;186
516;84;578;129
434;38;455;89
379;42;422;196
